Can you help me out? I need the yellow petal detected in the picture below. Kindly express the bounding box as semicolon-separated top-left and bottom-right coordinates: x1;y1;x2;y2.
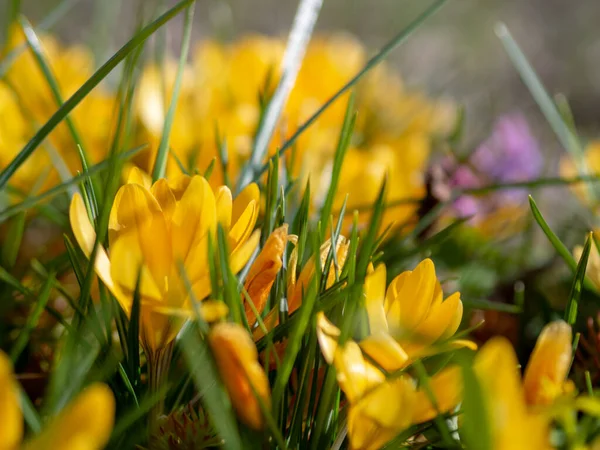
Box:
172;176;217;261
412;365;461;423
384;259;437;336
0;351;22;449
109;183;172;286
124;165;152;189
215;186;233;229
24;383;115;450
230;230;261;274
232;182;259;225
347;376;416;450
229;199;258;253
209;322;271;430
316;311;341;364
359;332;409;372
151;178;177;222
334;341;386;403
364;264;388;334
69;194;128;307
523;320;572;406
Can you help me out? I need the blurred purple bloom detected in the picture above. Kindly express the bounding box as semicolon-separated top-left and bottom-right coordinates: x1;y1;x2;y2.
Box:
434;112;542;223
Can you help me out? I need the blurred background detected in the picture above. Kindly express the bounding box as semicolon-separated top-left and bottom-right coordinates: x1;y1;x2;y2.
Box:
7;0;600;141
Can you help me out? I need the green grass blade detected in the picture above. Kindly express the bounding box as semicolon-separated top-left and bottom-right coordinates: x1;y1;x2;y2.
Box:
151;3;195;181
19;386;41;434
459;354;492;450
529;195;597;292
10;271;55;362
319;93;356;237
256;0;448;179
237;0;323;189
496;23;588;183
0;0;196;190
1;211;25;268
565;232;592;325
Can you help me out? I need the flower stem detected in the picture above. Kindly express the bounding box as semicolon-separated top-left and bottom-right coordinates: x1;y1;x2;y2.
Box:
146;341;174;431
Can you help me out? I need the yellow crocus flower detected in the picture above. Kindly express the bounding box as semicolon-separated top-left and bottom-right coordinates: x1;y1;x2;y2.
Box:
209;322;271;430
316;312;461;450
560;141;600;211
575;231;600;293
523;319;573;406
361;260;475;371
0;351;114;450
243;224;292;326
472;336;552;450
69;169;260;353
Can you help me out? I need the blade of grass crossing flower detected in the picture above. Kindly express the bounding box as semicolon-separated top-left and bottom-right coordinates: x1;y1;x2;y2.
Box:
319;93;356;237
0;0;196;190
256;0;448;179
9;271;55;362
459;354;493;450
237;0;323;190
126;270;142;386
19;16;99;215
20;386;42;434
1;211;25;268
152;4;195;181
565;232;592;325
262;155;280;245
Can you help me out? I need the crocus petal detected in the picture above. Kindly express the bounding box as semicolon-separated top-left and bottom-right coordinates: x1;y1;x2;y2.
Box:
232;182;259;225
364;264;388;334
209;322;271;430
359;332;409;372
230;230;261;274
125;165;152;189
24;383;115;450
316;312;341;364
69;194;127;306
0;351;22;449
172;176;217;261
229;199;258;252
334;341;386;403
151;178;177;222
215;186;233;229
412;365;462;423
347;376;416;450
523;320;572;407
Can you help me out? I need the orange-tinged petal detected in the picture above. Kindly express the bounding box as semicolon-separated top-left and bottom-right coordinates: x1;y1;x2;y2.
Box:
316;312;341;364
364;264;388;334
243;225;287;325
209;322;271;430
523;320;572;407
232;183;259;225
359;332;409;372
23;383;115;450
215;186;233;229
412;365;461;423
0;351;22;449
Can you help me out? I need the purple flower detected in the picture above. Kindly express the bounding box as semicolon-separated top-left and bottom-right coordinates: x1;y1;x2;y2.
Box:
434;112;542;224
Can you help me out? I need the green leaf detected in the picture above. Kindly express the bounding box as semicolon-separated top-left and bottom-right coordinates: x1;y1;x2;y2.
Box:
256;0;448;179
565;232;592;325
152;3;196;181
462;298;523;314
459;354;493;450
237;0;323;189
529;195;596;292
1;211;25;268
0;0;196;190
